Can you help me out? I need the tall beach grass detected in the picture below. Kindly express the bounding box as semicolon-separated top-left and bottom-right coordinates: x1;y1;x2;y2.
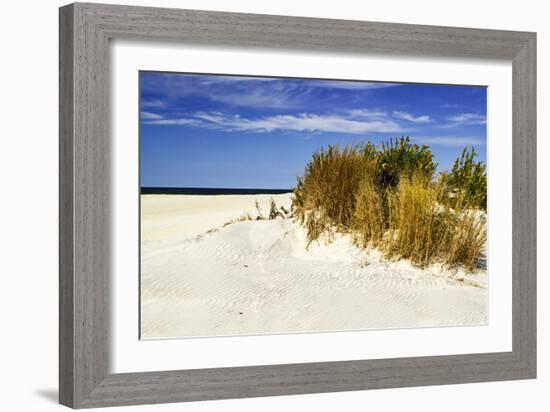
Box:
293;137;487;270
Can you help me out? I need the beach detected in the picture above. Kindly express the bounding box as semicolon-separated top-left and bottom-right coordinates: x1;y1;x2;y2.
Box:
140;193;487;339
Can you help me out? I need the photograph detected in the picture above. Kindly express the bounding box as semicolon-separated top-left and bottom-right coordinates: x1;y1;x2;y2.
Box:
139;71;488;339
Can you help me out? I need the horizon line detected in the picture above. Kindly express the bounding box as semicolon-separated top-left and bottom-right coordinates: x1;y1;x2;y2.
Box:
141;187;294;195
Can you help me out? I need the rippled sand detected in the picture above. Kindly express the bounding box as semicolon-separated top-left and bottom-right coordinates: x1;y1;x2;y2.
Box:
140;194;487;339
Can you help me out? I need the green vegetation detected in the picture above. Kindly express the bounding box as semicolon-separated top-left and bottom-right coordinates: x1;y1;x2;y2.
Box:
438;147;487;210
377;137;437;188
292;137;487;270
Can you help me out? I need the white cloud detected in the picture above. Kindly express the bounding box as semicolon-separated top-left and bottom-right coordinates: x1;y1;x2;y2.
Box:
204;78;396;109
412;136;485;147
141;73;402;109
230;114;403;133
442;113;486;128
208;88;302;109
349;109;389;119
447;113;486;123
144;111;406;134
308;81;400;90
192;111;227;123
140;99;165;108
140;111;163;120
198;76;276;85
143;118;199;126
392;111;432;123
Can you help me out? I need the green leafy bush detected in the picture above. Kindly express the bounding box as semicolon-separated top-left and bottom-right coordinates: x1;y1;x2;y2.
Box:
377;137;437;189
442;147;487;210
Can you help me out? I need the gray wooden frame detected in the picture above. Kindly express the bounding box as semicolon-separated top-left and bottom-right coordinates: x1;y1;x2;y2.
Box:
59;2;536;408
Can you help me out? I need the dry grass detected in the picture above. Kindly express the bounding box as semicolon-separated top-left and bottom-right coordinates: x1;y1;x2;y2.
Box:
384;175;485;270
352;178;386;248
385;175;447;267
269;198;286;219
443;196;487;270
292;139;487;271
293;145;366;245
223;212;254;227
223;198;291;228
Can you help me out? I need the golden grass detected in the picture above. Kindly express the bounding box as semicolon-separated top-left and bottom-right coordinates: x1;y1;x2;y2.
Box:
352;178;386;248
293;145;366;245
385;175;447;266
384;175;485;270
443;196;487;270
292;140;487;271
224;198;291;228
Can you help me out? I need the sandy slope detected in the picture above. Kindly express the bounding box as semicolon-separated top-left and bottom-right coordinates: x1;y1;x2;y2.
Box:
140;194;487;339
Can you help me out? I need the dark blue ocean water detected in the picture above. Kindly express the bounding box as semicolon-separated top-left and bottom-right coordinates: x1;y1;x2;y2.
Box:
140;187;293;195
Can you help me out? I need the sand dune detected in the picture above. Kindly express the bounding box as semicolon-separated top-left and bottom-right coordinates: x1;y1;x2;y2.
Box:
140;194;487;339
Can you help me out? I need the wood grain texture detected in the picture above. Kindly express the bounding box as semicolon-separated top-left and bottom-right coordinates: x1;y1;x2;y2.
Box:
59;2;537;408
512;35;537;374
59;4;74;406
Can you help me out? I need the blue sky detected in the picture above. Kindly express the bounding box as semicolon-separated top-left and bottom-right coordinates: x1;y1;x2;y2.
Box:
140;71;487;189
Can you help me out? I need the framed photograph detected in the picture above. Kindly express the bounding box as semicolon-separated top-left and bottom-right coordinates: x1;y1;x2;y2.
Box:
59;2;536;408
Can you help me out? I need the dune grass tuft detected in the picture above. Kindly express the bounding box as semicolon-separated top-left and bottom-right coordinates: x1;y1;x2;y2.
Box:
352;177;386;248
224;198;291;228
442;195;487;270
385;174;446;267
293;145;372;245
383;174;485;269
293;137;487;270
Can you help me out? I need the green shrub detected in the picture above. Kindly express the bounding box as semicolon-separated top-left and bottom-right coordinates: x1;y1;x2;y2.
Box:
442;147;487;210
377;137;437;189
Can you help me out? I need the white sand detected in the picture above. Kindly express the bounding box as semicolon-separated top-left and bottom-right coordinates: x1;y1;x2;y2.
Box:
141;194;487;339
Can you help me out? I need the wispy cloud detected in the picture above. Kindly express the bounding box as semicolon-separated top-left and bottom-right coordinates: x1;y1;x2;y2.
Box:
207;87;310;109
143;110;406;134
140;73;402;110
140;111;164;120
442;113;486;128
441;103;464;109
141;99;165;108
308;81;400;90
197;75;276;85
145;118;200;126
411;136;485;147
392;111;432;123
447;113;486;124
204;81;399;109
348;109;389;119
